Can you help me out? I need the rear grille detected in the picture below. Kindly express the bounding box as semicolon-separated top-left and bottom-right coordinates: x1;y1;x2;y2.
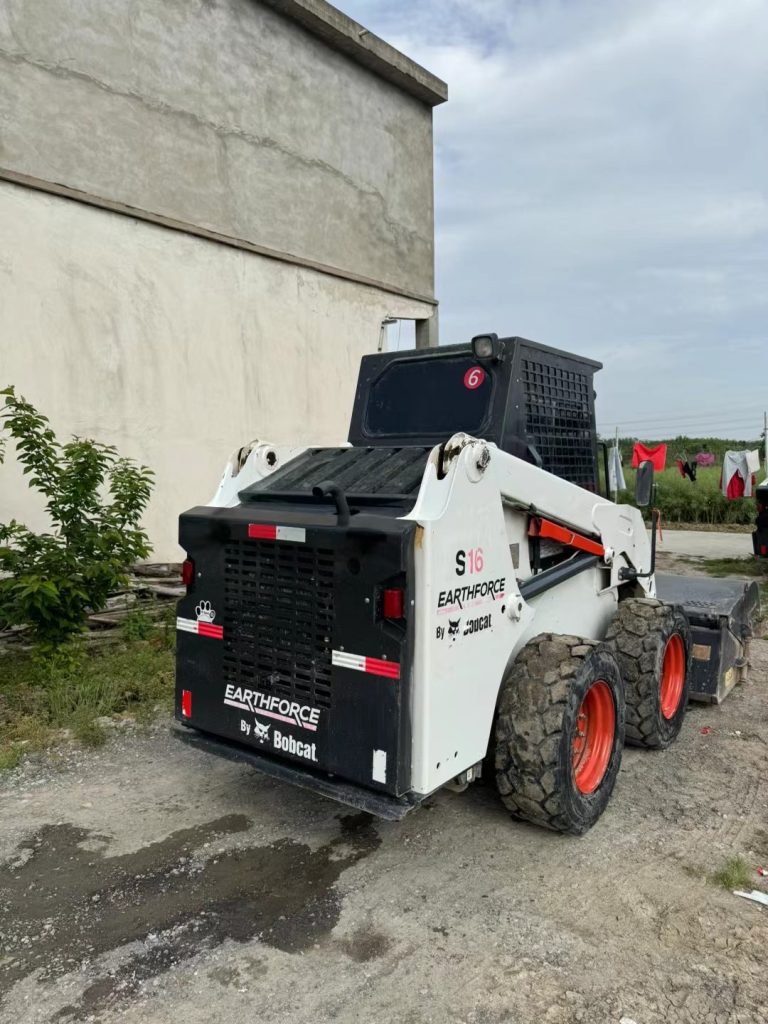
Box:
522;357;597;489
223;540;335;709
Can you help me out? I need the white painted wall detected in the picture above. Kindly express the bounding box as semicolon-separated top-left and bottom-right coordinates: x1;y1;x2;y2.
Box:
0;183;433;560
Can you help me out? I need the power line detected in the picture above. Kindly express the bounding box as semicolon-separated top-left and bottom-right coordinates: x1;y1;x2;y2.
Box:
598;416;764;430
597;407;765;427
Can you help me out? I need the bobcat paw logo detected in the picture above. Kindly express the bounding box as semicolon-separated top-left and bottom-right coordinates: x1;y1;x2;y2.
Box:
195;600;216;623
448;618;461;637
254;721;270;742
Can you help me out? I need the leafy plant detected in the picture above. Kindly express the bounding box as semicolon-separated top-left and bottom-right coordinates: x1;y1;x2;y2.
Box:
0;386;154;644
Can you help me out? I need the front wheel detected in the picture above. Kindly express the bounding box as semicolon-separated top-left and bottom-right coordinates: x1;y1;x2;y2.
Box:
605;599;691;749
494;634;625;835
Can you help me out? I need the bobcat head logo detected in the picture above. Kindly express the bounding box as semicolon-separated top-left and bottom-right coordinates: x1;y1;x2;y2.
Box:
448;618;461;637
254;720;270;742
195;600;216;623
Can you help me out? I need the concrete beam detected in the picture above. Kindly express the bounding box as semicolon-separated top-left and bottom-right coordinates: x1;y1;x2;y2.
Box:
0;167;438;307
262;0;448;107
415;310;439;348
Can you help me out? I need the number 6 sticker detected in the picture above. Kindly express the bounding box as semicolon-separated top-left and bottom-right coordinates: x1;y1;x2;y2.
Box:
463;366;486;390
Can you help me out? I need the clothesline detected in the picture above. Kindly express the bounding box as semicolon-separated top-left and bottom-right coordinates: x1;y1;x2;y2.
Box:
605;435;763;501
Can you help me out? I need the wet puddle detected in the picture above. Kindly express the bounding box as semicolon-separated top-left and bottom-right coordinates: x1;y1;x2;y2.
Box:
0;811;380;1018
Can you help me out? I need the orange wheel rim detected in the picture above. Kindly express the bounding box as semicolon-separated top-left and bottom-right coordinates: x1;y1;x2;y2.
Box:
571;680;615;795
660;633;686;719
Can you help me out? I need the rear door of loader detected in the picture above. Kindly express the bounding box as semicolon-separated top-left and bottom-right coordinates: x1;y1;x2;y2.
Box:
176;504;415;797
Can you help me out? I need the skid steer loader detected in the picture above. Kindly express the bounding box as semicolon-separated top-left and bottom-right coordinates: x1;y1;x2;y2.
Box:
174;335;760;833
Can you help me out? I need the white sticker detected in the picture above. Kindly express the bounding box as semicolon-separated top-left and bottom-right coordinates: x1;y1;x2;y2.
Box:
372;749;387;783
276;525;306;543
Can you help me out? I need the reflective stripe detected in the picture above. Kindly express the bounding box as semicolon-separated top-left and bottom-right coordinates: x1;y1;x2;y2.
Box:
332;650;366;672
177;616;224;640
332;650;400;679
248;523;306;543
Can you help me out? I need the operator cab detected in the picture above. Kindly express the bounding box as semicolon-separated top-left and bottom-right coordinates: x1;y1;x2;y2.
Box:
348;334;602;492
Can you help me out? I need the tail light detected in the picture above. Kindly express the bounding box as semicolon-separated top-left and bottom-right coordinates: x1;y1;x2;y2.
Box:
181;689;192;718
182;558;195;587
383;587;405;620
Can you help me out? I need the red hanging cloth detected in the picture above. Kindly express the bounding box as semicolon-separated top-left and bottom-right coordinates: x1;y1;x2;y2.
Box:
726;470;745;499
632;443;668;472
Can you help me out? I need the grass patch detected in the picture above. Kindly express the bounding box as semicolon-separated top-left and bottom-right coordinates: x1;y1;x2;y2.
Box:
682;557;766;578
0;608;175;770
711;855;754;891
604;465;758;528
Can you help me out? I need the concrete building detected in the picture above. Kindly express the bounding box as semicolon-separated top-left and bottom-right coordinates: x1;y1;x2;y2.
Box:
0;0;446;559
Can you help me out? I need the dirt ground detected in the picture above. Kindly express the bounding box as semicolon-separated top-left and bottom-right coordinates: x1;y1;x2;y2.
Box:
1;562;767;1024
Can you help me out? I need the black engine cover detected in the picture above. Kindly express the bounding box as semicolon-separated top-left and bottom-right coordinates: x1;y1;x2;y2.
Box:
175;503;414;796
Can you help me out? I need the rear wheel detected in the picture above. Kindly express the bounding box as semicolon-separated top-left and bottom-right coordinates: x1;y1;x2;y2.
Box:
605;598;691;749
494;634;625;835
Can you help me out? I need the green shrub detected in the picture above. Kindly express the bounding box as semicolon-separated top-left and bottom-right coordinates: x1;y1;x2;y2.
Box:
0;386;154;644
616;466;757;527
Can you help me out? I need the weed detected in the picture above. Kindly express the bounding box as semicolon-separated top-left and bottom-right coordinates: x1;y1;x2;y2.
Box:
0;633;174;770
72;717;108;748
122;603;155;642
0;745;23;771
711;856;754;891
683;557;766;579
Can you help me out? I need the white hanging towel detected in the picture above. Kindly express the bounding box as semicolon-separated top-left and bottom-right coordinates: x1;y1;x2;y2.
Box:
608;444;626;492
746;449;761;474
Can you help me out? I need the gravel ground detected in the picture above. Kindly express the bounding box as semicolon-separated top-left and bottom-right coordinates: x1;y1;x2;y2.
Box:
1;599;767;1023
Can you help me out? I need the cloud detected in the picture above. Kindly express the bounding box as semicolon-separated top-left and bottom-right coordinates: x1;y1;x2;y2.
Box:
342;0;768;440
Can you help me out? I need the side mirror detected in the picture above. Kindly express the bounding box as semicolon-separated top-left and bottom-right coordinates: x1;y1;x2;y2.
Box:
635;460;655;507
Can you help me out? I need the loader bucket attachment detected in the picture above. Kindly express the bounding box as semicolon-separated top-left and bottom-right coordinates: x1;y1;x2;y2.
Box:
654;574;761;703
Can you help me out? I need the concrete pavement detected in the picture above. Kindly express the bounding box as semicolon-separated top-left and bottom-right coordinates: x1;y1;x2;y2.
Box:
654;529;753;559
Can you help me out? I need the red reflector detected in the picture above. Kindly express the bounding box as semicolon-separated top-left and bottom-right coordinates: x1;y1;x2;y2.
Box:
181;689;192;718
182;558;195;587
383;588;405;619
248;523;278;540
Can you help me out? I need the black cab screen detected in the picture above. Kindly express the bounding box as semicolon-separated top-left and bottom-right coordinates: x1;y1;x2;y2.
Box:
364;355;493;437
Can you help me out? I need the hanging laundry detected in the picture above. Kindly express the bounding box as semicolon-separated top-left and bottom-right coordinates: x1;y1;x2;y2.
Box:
608;444;626;492
725;470;746;499
695;451;716;467
721;451;756;499
674;456;697;482
746;449;761;475
632;442;667;472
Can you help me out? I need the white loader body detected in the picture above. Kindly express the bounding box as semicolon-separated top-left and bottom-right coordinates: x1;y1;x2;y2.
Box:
206;430;653;799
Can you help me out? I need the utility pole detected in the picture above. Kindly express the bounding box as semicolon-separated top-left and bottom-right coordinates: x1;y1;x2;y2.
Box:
613;425;619;502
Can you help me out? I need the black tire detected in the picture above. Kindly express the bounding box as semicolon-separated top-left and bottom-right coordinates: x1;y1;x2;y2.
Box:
605;598;691;749
494;634;625;835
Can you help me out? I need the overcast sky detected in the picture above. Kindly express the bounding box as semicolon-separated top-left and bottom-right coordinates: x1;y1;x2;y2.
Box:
341;0;767;441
